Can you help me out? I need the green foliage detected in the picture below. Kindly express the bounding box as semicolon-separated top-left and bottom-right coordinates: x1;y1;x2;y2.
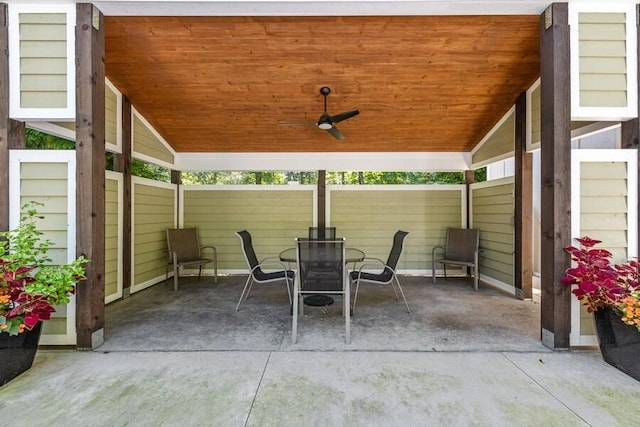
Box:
0;202;87;335
131;159;171;182
25;129;75;149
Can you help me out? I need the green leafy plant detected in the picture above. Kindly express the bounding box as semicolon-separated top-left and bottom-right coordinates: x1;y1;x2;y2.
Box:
0;203;87;335
562;237;640;331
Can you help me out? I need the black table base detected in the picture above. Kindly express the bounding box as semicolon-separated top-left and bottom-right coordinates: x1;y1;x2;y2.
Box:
304;295;334;306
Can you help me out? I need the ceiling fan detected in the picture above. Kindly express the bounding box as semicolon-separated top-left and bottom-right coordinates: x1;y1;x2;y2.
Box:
279;87;359;140
315;87;359;140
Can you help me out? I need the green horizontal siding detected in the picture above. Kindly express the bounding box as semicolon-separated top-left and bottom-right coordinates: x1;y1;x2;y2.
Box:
579;161;630;335
20;160;70;336
133;182;175;286
472;111;514;165
105;177;120;300
531;85;541;146
330;188;464;271
19;13;67;109
183;189;314;270
133;115;174;164
578;13;628;108
106;85;118;146
472;182;514;286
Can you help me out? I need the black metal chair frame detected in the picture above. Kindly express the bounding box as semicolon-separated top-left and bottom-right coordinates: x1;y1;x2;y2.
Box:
350;230;411;314
292;238;350;344
235;230;294;312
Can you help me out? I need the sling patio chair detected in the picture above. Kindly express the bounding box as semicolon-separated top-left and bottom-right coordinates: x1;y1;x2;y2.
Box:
349;230;411;314
292;238;350;344
235;230;295;312
166;228;217;291
431;228;480;291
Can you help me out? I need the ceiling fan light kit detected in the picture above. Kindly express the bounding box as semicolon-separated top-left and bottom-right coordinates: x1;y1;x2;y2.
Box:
315;86;360;140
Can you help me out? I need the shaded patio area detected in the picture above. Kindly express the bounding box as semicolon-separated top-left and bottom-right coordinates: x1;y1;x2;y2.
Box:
102;275;542;352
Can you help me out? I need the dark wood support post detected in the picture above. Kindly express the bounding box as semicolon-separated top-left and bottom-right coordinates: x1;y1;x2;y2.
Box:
514;91;533;300
171;170;181;226
318;170;326;228
113;96;132;296
0;3;9;232
540;3;572;349
464;170;474;228
75;4;106;350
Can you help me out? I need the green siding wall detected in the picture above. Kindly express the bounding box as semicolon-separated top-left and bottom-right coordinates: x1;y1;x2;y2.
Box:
578;13;628;108
531;85;541;146
330;188;464;271
471;181;514;286
105;85;118;146
133;181;176;288
20;161;69;336
133;115;174;165
579;161;630;335
19;13;68;108
472;111;515;166
105;176;120;301
182;188;314;270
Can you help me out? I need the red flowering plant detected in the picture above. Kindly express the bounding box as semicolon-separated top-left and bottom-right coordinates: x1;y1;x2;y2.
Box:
0;203;87;336
562;236;640;331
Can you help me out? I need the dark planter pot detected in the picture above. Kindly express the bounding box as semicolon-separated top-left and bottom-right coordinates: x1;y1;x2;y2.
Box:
0;322;43;387
593;307;640;381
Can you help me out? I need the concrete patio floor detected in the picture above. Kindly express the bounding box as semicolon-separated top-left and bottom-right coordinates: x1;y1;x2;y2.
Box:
1;275;640;426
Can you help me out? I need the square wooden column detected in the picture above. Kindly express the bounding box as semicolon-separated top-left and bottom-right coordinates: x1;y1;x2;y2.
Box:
113;96;133;295
539;3;572;349
0;3;9;232
318;170;326;228
514;91;533;300
75;3;106;349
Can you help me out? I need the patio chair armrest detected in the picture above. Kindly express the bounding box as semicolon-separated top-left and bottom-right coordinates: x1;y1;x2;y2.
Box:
201;245;217;260
432;245;445;258
356;257;387;273
252;259;291;274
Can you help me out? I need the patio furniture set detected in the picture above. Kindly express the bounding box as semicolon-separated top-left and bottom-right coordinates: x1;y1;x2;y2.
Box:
165;226;479;344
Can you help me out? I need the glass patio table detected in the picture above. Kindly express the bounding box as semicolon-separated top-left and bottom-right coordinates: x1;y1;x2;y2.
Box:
279;246;365;306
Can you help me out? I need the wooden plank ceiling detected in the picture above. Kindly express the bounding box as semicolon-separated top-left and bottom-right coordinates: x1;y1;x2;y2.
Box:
105;15;540;153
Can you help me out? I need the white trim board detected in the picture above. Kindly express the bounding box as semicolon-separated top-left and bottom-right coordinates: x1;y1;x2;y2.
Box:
569;2;638;121
175;152;471;172
8;4;76;121
105;170;124;304
569;148;638;347
9;149;78;345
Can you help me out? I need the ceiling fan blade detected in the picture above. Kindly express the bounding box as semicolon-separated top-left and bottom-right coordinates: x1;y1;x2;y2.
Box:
326;125;345;140
329;109;359;124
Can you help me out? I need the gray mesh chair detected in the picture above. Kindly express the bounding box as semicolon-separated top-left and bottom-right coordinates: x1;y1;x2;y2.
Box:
432;228;480;290
235;230;295;311
166;228;217;291
349;230;411;314
293;238;349;344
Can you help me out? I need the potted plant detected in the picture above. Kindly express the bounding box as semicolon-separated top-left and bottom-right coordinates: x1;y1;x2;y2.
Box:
562;236;640;381
0;203;87;386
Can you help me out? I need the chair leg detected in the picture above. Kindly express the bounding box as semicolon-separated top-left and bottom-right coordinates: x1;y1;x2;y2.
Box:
432;259;436;284
198;265;203;280
393;274;411;314
345;278;351;344
235;275;254;312
214;260;218;284
173;262;179;291
285;276;292;304
474;264;479;291
352;278;361;314
292;286;299;344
